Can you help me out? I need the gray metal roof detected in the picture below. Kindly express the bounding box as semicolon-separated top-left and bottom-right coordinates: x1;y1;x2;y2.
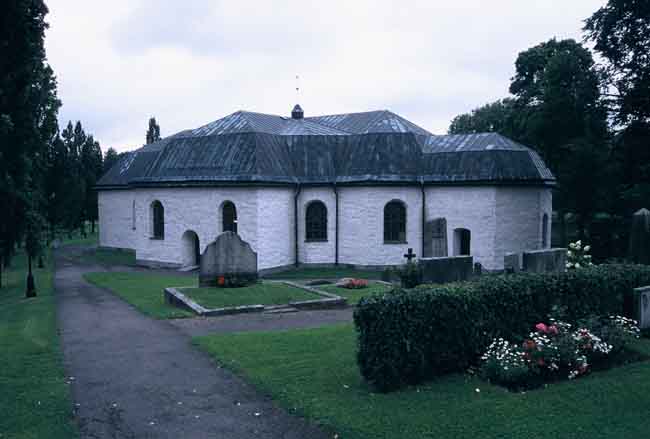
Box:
97;109;555;188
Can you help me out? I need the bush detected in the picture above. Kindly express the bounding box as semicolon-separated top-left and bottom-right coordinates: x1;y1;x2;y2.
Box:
353;264;650;392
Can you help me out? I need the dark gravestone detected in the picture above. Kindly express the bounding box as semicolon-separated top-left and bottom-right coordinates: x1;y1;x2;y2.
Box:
423;218;448;258
504;252;522;273
633;286;650;330
199;231;258;287
629;208;650;265
522;248;566;274
419;256;473;284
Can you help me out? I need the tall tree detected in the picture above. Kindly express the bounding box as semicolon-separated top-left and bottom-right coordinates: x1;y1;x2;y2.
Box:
81;135;103;233
145;117;161;144
509;39;610;238
0;0;60;287
585;0;650;214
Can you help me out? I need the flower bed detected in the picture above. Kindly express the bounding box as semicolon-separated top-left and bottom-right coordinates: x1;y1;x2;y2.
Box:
480;315;641;390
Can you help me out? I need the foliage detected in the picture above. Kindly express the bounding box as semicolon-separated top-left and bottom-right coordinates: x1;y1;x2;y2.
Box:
145;116;161;144
448;99;517;136
480;316;640;389
353;264;650;392
320;281;393;306
397;261;421;288
566;240;594;269
196;323;650;439
103;147;121;173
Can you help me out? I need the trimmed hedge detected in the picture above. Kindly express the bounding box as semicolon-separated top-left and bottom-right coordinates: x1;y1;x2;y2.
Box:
353;264;650;392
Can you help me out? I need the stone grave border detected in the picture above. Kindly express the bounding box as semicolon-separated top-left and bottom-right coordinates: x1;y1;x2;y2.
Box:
164;280;347;317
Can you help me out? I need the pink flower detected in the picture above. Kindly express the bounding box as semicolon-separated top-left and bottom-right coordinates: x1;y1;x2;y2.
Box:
535;323;548;333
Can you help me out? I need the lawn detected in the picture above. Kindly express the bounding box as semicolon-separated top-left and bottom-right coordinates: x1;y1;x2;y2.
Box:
180;282;319;309
81;247;136;266
0;251;78;439
84;271;195;319
196;324;650;439
264;267;384;280
318;282;393;305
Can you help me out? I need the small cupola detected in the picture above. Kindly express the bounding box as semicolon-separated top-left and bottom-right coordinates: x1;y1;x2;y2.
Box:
291;104;304;119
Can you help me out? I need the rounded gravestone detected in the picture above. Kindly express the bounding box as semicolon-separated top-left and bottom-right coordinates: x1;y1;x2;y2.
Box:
629;208;650;265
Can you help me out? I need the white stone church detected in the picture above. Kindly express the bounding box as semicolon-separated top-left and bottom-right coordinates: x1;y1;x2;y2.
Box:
97;105;554;273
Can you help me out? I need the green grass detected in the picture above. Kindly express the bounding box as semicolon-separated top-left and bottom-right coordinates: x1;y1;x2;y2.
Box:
196;324;650;439
78;247;136;266
0;251;78;438
319;282;394;305
58;226;98;247
84;271;195;319
264;267;384;280
180;282;319;308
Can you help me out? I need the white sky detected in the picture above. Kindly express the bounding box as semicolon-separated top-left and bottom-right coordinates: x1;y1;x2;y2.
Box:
45;0;606;152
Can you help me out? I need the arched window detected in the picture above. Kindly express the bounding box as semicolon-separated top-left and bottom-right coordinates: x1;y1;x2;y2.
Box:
306;201;327;241
454;228;471;256
542;213;549;248
151;200;164;239
222;201;237;233
384;201;406;243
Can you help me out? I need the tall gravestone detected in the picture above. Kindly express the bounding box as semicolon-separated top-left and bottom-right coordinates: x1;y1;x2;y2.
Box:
633;286;650;330
199;232;258;287
522;248;566;274
629;208;650;265
423;218;447;258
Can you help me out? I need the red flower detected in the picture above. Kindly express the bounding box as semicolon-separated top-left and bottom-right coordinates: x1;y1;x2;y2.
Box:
217;276;225;286
523;340;536;350
535;323;549;333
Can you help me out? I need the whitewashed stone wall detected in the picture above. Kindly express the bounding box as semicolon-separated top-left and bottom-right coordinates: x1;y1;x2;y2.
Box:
494;187;553;262
256;188;294;269
338;186;423;266
297;188;336;264
425;186;498;268
98;190;135;250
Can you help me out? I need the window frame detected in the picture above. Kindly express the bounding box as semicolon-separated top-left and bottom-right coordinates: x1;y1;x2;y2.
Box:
151;200;164;240
222;201;238;234
383;200;407;244
305;200;328;242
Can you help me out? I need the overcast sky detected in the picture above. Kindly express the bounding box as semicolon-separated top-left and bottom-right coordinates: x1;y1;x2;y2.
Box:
45;0;605;152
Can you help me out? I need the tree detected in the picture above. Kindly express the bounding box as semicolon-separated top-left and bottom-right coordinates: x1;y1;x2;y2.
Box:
0;0;60;285
448;99;517;136
585;0;650;215
103;147;120;174
146;117;161;144
81;135;103;233
509;39;610;238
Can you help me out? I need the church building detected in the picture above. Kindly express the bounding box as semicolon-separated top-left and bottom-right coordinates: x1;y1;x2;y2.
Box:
96;105;555;272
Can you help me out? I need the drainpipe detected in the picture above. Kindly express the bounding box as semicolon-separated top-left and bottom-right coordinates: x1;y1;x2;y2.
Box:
420;179;426;258
294;183;301;267
333;182;339;266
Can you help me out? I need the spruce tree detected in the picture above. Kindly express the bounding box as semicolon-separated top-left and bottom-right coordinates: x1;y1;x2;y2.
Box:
145;117;161;144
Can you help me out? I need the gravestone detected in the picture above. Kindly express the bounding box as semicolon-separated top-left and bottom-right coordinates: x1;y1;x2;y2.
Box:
629;208;650;265
633;286;650;330
423;218;448;258
419;256;473;284
504;252;522;273
522;248;566;274
199;231;257;287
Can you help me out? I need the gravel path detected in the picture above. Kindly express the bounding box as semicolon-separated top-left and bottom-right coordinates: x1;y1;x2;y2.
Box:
54;247;334;439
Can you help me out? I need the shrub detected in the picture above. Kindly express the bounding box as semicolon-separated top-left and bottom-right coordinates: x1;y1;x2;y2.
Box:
353;264;650;392
566;240;594;269
396;261;421;288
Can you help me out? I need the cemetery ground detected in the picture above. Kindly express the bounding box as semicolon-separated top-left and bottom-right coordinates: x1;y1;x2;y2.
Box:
0;250;77;438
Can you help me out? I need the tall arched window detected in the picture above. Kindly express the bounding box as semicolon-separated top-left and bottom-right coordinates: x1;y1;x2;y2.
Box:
384;201;406;243
542;213;549;248
151;200;164;239
132;200;136;230
454;228;471;256
306;201;327;241
222;201;237;233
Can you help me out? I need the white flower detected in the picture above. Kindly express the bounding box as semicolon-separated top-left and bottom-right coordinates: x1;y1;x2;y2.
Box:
584;245;590;252
575;263;581;268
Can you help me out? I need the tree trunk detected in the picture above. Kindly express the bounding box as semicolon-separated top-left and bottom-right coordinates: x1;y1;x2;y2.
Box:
26;254;36;297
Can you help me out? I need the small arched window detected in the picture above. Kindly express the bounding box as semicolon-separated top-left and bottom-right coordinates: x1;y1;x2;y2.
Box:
306;201;327;241
384;201;406;243
151;200;164;239
454;228;471;256
542;213;549;248
222;201;237;233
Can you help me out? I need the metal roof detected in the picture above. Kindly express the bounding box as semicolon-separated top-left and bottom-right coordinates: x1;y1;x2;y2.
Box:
97;109;555;188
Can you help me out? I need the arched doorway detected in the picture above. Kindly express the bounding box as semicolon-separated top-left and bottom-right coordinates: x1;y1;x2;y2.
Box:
453;228;471;256
181;230;200;267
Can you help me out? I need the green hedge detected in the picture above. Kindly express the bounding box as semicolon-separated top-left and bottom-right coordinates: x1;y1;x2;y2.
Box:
353;264;650;392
